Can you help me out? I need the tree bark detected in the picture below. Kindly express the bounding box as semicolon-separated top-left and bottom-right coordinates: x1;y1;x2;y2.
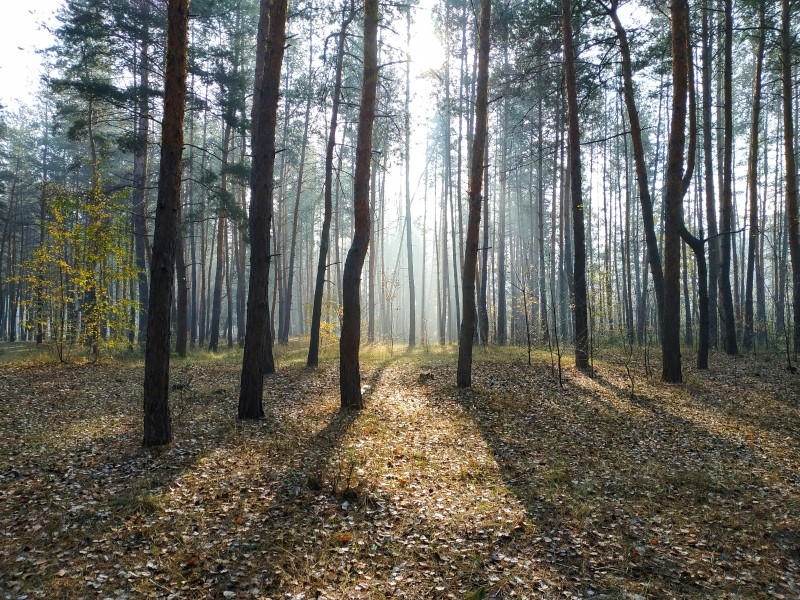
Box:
561;0;589;369
781;0;800;354
238;0;287;419
662;0;689;383
282;35;314;345
678;43;709;369
339;0;378;409
456;0;490;388
175;222;188;357
308;3;353;368
701;4;719;349
209;123;232;351
744;2;765;351
479;147;490;344
719;0;738;355
404;8;416;348
606;0;665;340
143;0;190;447
133;4;150;348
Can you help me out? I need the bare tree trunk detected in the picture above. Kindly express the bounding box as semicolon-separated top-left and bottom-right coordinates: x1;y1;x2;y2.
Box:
496;33;509;346
198;85;210;346
440;147;450;345
340;0;378;409
719;0;738;355
282;36;314;344
701;4;719;349
676;3;706;369
536;97;549;343
562;0;589;369
606;0;665;339
744;2;765;351
781;0;800;354
235;137;248;346
209;123;232;351
143;0;189;446
404;8;416;348
479;147;490;344
175;221;188;358
662;0;689;382
224;220;233;347
188;91;198;349
238;0;287;419
757;106;769;347
368;146;378;343
457;0;490;387
308;3;352;367
133;5;151;348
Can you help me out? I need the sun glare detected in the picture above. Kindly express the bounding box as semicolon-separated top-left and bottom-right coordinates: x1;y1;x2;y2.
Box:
409;3;446;76
410;30;446;75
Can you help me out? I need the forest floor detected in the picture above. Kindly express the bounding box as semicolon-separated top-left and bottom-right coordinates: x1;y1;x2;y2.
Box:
1;340;799;599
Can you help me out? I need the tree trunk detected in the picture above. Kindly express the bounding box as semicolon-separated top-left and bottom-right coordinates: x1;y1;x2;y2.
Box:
339;0;378;409
718;0;738;355
456;0;490;388
175;222;188;358
701;4;719;349
188;91;198;348
368;145;378;343
238;0;287;419
496;33;509;346
561;0;589;369
308;4;352;367
404;8;416;348
133;7;150;348
662;0;689;383
479;148;490;344
607;1;665;339
743;2;765;351
282;36;314;345
143;0;190;447
781;0;800;355
537;96;549;344
236;137;248;347
209;123;232;352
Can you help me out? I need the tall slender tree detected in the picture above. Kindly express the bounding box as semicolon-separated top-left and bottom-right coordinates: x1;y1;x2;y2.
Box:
719;0;738;355
743;1;766;351
662;0;690;383
603;0;665;340
561;0;589;369
404;7;416;348
456;0;490;387
781;0;800;354
340;0;379;409
143;0;190;447
308;2;353;368
238;0;288;419
701;3;719;349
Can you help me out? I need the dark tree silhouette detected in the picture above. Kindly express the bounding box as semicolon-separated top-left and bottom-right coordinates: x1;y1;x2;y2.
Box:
142;0;190;447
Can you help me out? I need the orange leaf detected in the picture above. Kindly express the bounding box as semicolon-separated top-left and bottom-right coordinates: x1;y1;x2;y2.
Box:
341;533;351;543
235;517;244;525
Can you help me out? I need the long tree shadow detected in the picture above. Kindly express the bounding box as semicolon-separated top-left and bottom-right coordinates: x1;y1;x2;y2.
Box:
1;354;402;598
440;357;800;599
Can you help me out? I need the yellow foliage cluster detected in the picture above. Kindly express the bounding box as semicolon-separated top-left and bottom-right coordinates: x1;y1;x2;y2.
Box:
18;183;139;359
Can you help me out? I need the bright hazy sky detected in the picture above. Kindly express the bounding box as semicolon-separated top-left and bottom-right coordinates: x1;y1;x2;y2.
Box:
0;0;62;108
